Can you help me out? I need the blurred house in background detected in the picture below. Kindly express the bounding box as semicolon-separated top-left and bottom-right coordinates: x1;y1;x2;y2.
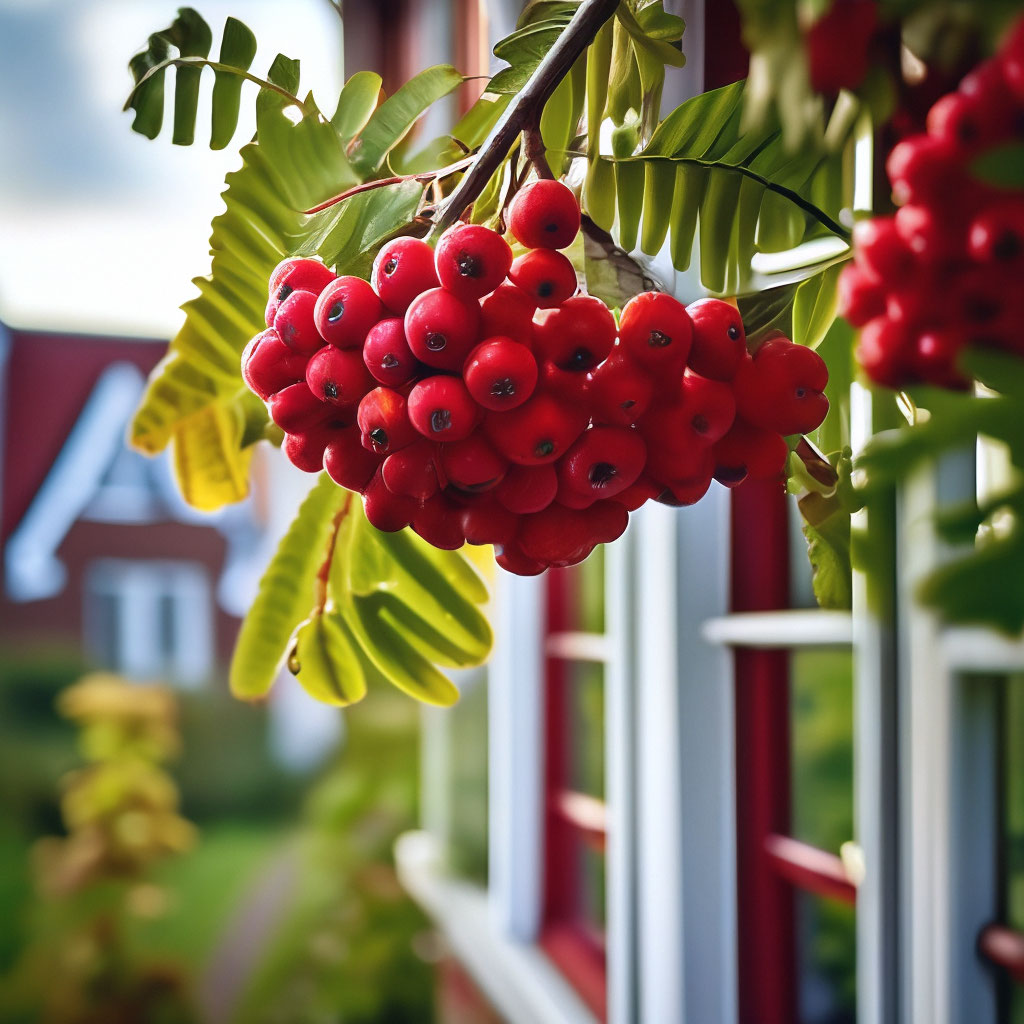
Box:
0;324;262;684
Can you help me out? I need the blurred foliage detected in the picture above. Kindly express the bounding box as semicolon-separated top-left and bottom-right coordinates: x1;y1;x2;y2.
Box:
231;687;435;1024
0;674;198;1024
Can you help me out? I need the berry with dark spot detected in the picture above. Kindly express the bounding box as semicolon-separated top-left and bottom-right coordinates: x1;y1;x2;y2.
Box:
618;291;693;374
274;290;323;356
534;295;616;370
306;346;373;406
407;376;479;442
440;433;509;492
434;223;513;301
686;298;747;380
363;317;419;386
404;287;482;371
484;391;588;466
508;248;577;308
356;387;418;455
372;236;439;313
559;426;647;502
314;275;383;348
507;179;581;250
463;338;538;411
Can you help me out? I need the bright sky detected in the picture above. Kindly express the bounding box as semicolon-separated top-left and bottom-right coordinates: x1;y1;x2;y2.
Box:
0;0;345;338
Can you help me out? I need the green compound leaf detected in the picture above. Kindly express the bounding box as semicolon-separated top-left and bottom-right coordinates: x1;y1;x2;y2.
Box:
792;261;843;350
589;80;854;295
230;476;351;700
290;611;368;707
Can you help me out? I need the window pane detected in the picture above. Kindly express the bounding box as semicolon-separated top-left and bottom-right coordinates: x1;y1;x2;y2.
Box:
87;590;120;671
790;649;855;851
795;890;856;1024
560;545;606;634
1004;678;1024;1024
447;676;489;885
577;839;606;939
157;590;177;674
566;660;605;800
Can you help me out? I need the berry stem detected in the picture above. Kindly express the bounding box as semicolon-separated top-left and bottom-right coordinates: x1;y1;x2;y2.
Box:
523;126;555;180
434;0;620;234
302;155;476;215
315;492;353;613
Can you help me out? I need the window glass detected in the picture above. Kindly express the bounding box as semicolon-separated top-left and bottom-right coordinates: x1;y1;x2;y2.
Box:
565;660;605;800
790;648;856;1023
578;840;606;939
446;675;489;885
560;546;606;634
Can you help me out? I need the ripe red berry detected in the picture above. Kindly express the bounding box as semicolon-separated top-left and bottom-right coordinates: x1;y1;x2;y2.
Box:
382;441;441;500
508;249;578;308
314;276;383;347
495;463;558;514
441;433;508;492
734;338;829;436
856;317;915;389
283;426;336;473
538;360;593;408
404;287;482;371
480;283;538;344
412;495;467;550
357;387;418;455
885;135;960;206
517;504;594;567
463;338;538;411
644;435;713;486
484;391;588;465
305;346;372;406
588;500;629;545
852;217;916;285
926;89;1007;156
362;468;418;532
495;544;546;576
266;257;335;324
407;376;479;442
460;495;519;548
894;204;967;265
612;474;660;511
588;349;655;426
372;236;439;313
274;290;323;356
679;370;736;443
363;317;419;386
967;201;1024;265
241;328;308;400
507;179;581;250
533;295;616;370
323;427;380;492
913;329;968;389
837;264;886;327
655;471;713;507
804;0;877;93
712;419;789;484
559;426;647;501
618;291;693;373
269;382;331;434
686;299;746;380
434;224;513;301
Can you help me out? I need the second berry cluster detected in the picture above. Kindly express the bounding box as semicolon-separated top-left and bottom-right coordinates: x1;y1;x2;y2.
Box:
242;180;830;574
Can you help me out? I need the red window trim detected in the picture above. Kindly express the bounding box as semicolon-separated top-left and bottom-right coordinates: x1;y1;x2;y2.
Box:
764;833;858;906
542;565;609;1022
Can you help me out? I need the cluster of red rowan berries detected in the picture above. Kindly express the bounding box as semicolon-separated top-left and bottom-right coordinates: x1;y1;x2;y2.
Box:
839;15;1024;390
242;179;829;574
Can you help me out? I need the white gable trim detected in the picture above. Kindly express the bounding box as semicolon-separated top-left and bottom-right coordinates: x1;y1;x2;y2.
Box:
5;361;145;602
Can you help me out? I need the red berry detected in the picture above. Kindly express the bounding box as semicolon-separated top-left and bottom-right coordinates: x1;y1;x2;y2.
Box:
893;204;966;264
686;298;746;380
518;504;593;567
838;263;886;327
734;338;829;436
885;135;960;206
495;544;547;576
362;468;418;532
856;317;915;389
655;471;713;507
305;346;372;406
460;495;519;548
618;291;693;374
363;317;419;386
712;420;789;484
372;236;439;313
314;276;383;348
283;426;335;473
407;376;479;442
412;495;466;550
913;329;967;389
383;441;441;500
484;392;588;465
558;426;647;502
495;463;558;514
588;349;655;426
926;89;1006;155
241;328;308;400
804;0;877;93
533;295;616;370
324;427;380;492
508;249;578;308
480;283;538;344
538;360;593;408
404;287;482;371
357;387;418;455
852;217;915;286
269;382;330;434
440;433;508;492
434;224;513;301
679;370;736;443
463;338;538;411
507;180;581;250
588;500;629;545
967;201;1024;265
266;258;335;324
274;290;322;356
644;435;713;486
612;474;660;511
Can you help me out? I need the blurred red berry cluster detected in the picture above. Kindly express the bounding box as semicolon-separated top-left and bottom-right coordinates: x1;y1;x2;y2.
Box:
242;181;829;573
840;15;1024;389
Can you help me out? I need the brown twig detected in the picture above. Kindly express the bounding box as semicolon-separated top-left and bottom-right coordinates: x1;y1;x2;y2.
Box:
433;0;620;235
523;126;555;180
